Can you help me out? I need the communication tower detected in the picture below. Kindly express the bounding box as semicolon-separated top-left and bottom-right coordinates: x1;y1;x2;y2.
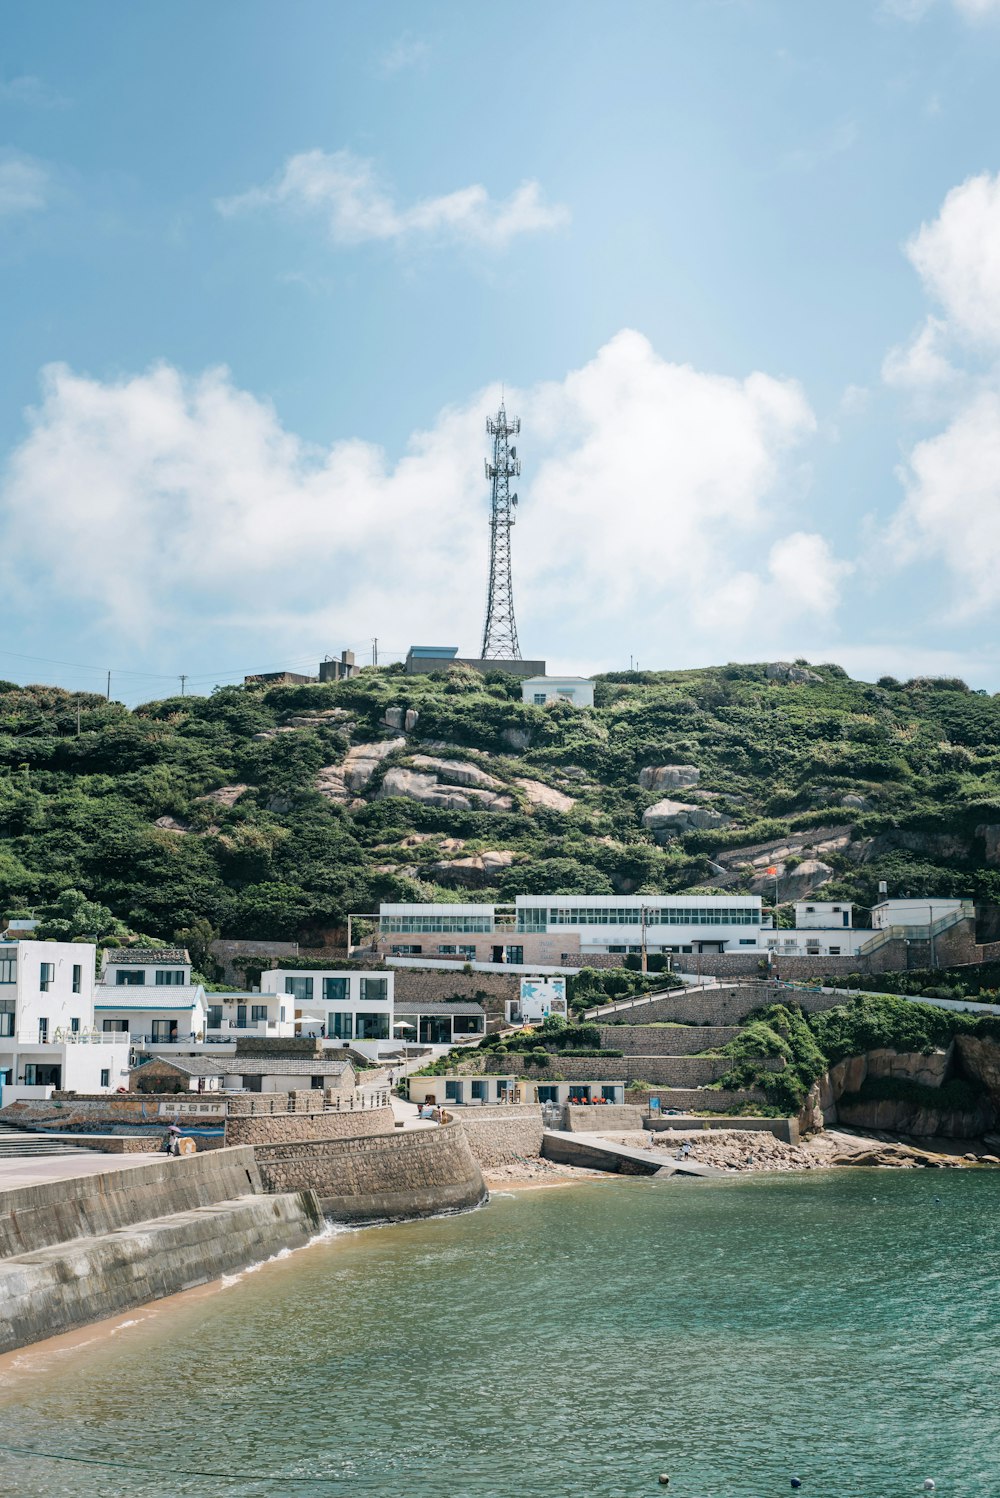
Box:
480;402;522;659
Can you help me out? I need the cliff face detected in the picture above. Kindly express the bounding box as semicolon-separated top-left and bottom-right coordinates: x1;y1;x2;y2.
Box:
817;1043;997;1138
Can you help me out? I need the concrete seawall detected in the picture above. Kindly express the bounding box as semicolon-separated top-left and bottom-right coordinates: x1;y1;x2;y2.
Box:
255;1121;487;1223
0;1147;265;1258
0;1148;323;1354
0;1191;322;1355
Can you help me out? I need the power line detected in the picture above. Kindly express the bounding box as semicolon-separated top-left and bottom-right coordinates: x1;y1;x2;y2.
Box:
0;1440;345;1484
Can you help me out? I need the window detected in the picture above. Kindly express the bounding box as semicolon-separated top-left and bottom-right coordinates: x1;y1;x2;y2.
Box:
533;693;547;705
70;1017;80;1034
829;946;841;956
471;1080;487;1101
115;970;145;986
453;1015;483;1035
37;1017;48;1043
151;1019;177;1042
602;1086;618;1101
505;946;523;965
155;969;185;986
72;964;82;994
536;1085;558;1103
0;1001;13;1038
419;1015;452;1045
251;1004;268;1022
207;1005;223;1029
391;945;422;956
280;1006;286;1023
0;958;15;984
322;977;349;1002
23;1063;60;1088
360;976;388;1003
328;1012;353;1040
311;1076;324;1091
103;1019;129;1033
39;963;54;993
445;1080;462;1102
236;1004;247;1027
381;914;494;934
284;976;313;1001
355;1012;389;1040
100;1068;110;1088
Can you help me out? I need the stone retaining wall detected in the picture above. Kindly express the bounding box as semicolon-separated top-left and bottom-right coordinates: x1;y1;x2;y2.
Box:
226;1105;396;1146
595;983;849;1027
563;1104;646;1132
391;969;519;1015
459;1109;545;1169
624;1086;767;1111
254;1121;487;1223
598;1025;744;1054
483;1052;742;1086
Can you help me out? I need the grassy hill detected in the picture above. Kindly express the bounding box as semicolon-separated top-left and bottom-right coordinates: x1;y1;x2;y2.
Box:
2;659;1000;948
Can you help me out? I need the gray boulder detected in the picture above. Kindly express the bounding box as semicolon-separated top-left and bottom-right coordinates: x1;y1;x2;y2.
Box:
641;798;731;832
638;764;700;792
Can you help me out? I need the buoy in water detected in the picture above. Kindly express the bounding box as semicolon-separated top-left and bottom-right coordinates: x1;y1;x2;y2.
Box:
923;1482;936;1492
791;1479;802;1490
658;1476;670;1487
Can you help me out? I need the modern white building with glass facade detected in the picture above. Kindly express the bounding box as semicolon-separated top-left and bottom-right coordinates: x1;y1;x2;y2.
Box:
376;896;769;958
260;968;395;1060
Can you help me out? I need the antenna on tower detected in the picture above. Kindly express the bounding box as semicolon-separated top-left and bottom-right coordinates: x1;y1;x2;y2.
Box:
480;397;522;660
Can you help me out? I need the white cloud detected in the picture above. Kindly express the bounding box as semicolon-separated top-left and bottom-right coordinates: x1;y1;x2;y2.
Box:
0;149;49;216
882;315;958;388
888;390;1000;615
217;148;569;250
0;333;825;661
0;75;68;108
906;173;1000;346
884;0;1000;17
378;34;429;75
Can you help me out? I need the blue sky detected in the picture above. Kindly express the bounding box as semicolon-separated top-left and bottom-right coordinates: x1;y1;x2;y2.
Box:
3;0;1000;701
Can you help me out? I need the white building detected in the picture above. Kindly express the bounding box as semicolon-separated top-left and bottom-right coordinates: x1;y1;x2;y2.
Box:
95;947;209;1045
514;895;767;956
0;937;130;1102
260;969;396;1060
872;899;967;930
521;676;595;708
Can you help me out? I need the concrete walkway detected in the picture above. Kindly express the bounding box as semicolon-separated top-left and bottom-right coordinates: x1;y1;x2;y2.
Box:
389;1095;438;1131
542;1129;724;1178
0;1151;161;1190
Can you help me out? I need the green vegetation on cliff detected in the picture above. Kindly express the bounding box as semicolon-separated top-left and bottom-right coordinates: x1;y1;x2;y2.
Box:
0;660;999;943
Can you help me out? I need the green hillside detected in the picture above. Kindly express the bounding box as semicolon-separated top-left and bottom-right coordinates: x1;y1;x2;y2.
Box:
1;660;1000;947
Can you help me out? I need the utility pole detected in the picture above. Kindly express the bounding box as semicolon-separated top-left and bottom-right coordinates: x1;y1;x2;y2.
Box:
372;638;378;668
76;704;81;736
106;670;111;702
179;674;187;697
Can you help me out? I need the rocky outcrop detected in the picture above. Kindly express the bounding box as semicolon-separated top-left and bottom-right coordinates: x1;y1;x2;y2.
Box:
154;815;191;835
641;798;731;832
377;767;512;813
955;1035;1000;1102
501;727;531;751
977;823;1000;866
750;857;833;899
835;1096;994;1137
382;706;419;732
316;737;406;801
765;661;822;684
841;793;869;810
829;1047;954;1096
428;851;518;888
198;783;249;807
638;764;700;792
409;755;504;790
515;777;577;813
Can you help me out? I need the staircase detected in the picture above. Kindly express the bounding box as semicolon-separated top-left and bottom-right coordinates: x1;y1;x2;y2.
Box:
0;1124;95;1158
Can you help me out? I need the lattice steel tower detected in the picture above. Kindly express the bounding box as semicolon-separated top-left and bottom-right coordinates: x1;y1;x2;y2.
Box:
480;402;522;659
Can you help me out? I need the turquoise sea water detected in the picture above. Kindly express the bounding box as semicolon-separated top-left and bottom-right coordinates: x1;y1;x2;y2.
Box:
1;1169;999;1498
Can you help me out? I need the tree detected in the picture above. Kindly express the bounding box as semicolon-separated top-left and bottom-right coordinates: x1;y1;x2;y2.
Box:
37;888;125;941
